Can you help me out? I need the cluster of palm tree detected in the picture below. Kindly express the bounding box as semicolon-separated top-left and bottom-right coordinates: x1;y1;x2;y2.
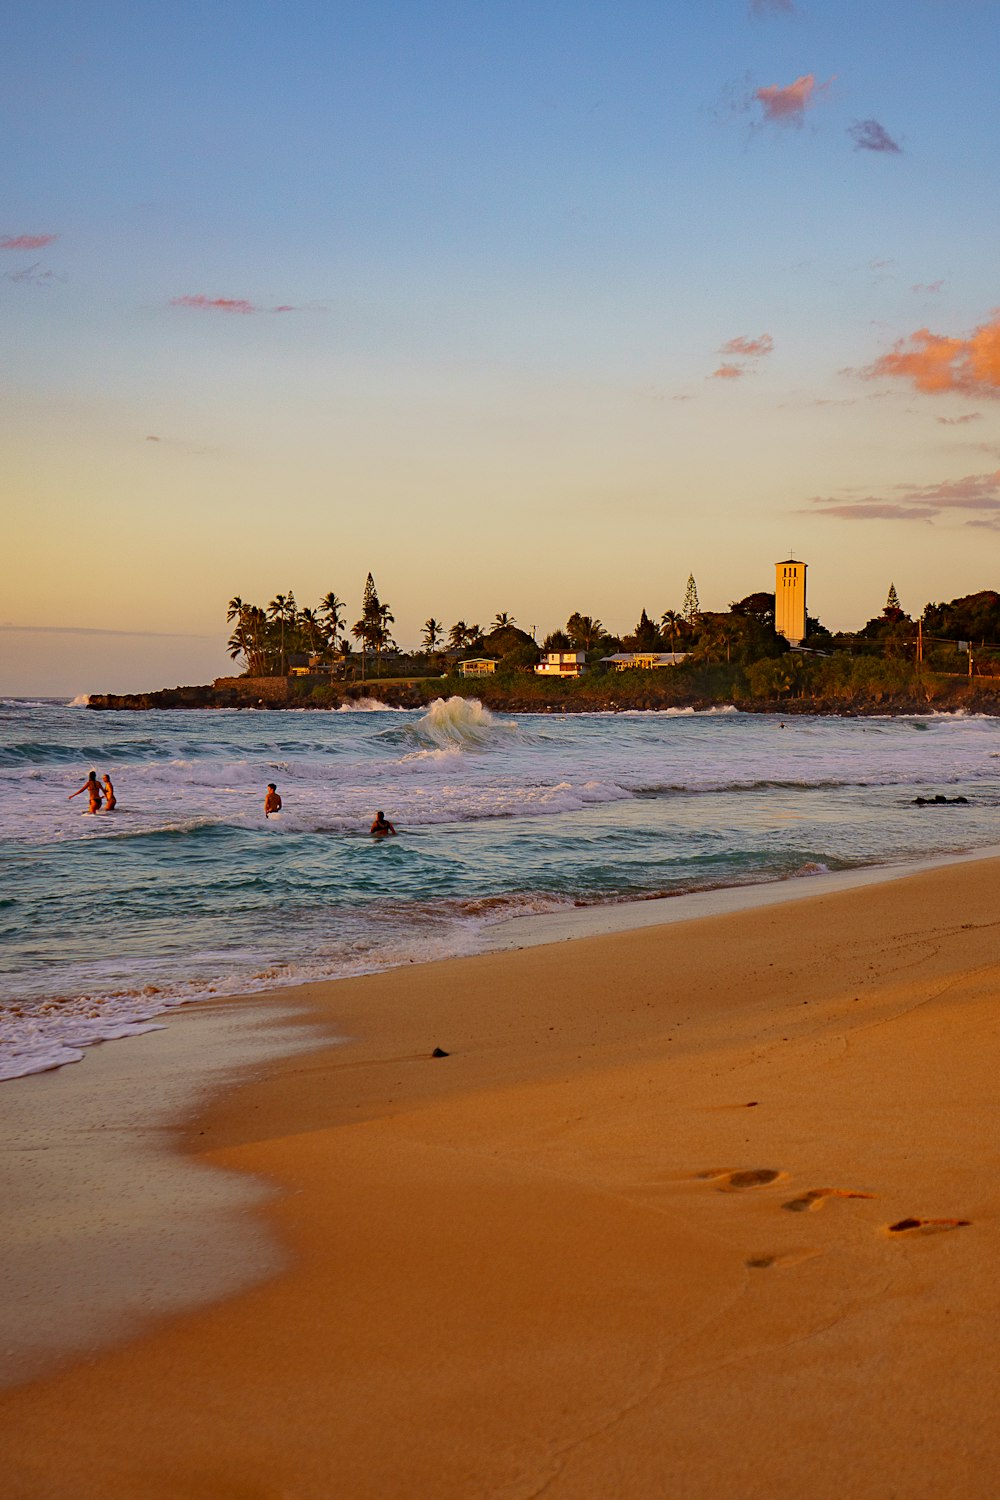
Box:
226;590;347;675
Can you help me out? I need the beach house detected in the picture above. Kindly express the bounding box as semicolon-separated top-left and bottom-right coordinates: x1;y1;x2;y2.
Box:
534;650;587;677
458;658;498;677
602;652;689;670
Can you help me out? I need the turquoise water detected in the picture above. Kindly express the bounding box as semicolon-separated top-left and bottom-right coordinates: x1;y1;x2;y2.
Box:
3;695;1000;1078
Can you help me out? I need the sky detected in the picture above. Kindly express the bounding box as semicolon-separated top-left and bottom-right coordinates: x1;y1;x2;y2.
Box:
4;0;1000;694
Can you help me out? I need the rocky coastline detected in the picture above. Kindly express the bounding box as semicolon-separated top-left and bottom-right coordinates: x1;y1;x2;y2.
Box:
84;671;1000;717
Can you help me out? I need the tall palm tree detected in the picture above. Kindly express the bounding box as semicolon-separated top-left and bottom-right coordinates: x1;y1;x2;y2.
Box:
299;607;324;654
320;591;344;641
422;618;442;652
268;592;296;674
226;595;244;624
660;609;684;652
492;611;516;630
448;620;469;649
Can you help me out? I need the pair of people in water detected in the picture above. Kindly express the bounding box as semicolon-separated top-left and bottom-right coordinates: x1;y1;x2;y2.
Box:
264;783;394;836
263;783;395;836
69;771;115;813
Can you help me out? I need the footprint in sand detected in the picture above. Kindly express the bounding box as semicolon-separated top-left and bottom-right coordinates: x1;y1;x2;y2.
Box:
746;1248;822;1270
885;1217;971;1236
783;1188;876;1213
695;1168;787;1192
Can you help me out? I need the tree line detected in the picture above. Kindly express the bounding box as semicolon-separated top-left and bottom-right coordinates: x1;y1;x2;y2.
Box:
226;573;1000;679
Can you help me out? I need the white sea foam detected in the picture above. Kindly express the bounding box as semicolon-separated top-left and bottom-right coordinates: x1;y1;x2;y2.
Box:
6;699;1000;1080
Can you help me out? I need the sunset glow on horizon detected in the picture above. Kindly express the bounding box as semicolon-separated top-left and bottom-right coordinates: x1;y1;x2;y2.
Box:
4;0;999;694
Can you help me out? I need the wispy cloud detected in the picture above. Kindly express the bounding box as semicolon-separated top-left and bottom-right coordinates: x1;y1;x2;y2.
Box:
848;119;901;154
0;623;211;639
755;74;830;126
806;469;1000;525
0;233;58;250
936;413;981;425
750;0;794;14
864;313;1000;397
4;261;64;287
912;279;944;295
720;333;774;357
171;295;259;314
711;363;746;380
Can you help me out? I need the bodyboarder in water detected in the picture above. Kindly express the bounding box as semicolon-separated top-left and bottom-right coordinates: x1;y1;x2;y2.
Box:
68;771;103;813
370;810;396;837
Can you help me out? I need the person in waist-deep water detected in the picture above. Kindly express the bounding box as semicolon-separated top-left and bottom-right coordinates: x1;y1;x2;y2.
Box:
68;771;103;813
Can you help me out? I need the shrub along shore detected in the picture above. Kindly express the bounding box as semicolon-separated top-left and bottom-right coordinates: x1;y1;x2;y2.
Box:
86;658;1000;716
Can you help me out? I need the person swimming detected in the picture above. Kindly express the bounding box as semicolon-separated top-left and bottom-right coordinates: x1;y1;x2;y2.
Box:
102;774;117;811
264;783;282;817
69;771;103;813
370;810;396;837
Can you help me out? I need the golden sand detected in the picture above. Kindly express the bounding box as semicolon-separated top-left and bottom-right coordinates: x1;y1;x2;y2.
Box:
4;857;1000;1498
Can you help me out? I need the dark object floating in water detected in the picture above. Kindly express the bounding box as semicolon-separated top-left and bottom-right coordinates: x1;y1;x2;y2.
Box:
431;1046;449;1058
912;794;969;805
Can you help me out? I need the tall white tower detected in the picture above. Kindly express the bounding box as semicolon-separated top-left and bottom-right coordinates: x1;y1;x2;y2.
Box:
775;558;807;645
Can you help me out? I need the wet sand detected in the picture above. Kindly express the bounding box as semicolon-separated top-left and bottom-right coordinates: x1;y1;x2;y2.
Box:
3;855;1000;1498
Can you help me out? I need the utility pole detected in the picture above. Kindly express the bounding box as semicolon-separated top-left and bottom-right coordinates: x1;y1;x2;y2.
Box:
917;619;923;666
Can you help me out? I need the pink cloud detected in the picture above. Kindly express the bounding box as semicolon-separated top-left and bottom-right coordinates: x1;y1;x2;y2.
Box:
711;364;746;380
0;233;58;250
720;333;774;357
171;294;259;314
806;469;1000;524
865;314;1000;397
170;295;302;316
755;74;830;125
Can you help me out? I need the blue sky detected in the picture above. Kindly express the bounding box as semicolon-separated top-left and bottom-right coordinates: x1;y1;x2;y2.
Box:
4;0;999;692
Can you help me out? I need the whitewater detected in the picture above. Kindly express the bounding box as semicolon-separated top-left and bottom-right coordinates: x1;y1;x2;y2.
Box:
3;694;1000;1080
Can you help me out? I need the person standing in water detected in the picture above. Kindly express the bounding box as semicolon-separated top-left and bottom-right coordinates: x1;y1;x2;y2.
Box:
264;783;282;817
370;810;396;836
102;774;116;810
69;771;103;813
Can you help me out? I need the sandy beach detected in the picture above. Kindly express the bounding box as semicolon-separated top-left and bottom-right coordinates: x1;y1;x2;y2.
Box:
4;855;1000;1499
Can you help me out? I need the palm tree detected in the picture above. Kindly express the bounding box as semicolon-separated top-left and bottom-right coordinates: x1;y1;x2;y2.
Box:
422;618;442;652
373;602;395;676
352;615;372;680
268;591;296;674
226;595;244;624
660;609;684;652
566;613;607;650
298;607;324;654
320;591;345;641
448;620;469;649
492;611;516;630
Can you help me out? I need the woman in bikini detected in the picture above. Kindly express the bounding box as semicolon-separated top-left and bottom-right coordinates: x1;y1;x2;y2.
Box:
69;771;103;813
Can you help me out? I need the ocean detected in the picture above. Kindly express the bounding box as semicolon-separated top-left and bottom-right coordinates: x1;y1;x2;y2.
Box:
3;694;1000;1081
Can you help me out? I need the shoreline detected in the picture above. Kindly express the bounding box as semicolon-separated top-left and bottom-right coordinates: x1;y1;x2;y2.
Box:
8;838;1000;1083
4;852;1000;1494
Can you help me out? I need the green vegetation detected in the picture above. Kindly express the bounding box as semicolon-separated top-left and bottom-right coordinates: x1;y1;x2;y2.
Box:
220;581;1000;715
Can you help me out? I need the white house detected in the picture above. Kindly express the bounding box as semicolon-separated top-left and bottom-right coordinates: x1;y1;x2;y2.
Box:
602;652;688;671
534;650;587;678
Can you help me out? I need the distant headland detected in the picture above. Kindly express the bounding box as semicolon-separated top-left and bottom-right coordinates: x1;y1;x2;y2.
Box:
85;575;1000;716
